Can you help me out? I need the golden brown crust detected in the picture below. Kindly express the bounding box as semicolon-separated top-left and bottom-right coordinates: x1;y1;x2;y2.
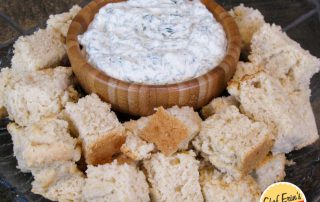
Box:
241;135;274;178
139;107;188;156
0;107;8;119
123;120;139;133
114;153;136;165
201;105;213;119
86;129;126;165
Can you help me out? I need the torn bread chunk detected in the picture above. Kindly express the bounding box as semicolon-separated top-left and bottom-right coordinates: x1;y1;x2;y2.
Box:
200;166;261;202
201;96;239;119
249;24;320;90
0;67;15;119
228;71;318;153
83;161;150;202
32;162;85;202
3;67;77;126
47;5;81;38
229;4;265;51
252;154;286;191
143;151;203;202
7;118;81;173
121;131;155;161
65;93;126;165
11;29;66;72
193;106;273;179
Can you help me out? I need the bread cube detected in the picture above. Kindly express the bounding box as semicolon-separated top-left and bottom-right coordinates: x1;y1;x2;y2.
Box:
3;67;77;126
193;106;273;179
228;71;318;153
32;162;85;202
65;94;126;165
83;162;150;202
143;151;203;202
11;29;66;72
249;24;320;90
7;118;81;173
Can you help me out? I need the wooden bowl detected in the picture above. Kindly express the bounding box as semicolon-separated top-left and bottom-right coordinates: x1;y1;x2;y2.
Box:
66;0;241;116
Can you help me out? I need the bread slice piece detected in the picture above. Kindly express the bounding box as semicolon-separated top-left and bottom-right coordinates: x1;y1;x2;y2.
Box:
65;94;126;165
83;161;150;202
201;96;239;119
47;5;81;38
32;162;85;202
11;29;66;72
252;154;286;191
249;23;320;90
229;4;265;51
3;67;77;126
228;71;318;153
143;151;203;202
200;166;261;202
193;106;273;179
7;118;81;173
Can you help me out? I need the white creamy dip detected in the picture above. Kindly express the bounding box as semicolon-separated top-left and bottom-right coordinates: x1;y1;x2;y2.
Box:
79;0;227;85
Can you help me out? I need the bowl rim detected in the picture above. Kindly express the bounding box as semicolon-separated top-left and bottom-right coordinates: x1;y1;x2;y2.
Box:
66;0;241;89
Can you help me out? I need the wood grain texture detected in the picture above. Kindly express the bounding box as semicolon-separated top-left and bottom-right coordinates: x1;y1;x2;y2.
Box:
66;0;241;116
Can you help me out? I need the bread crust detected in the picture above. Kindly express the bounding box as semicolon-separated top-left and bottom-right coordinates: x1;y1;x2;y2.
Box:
86;129;126;165
241;135;274;177
0;107;7;119
140;107;188;156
